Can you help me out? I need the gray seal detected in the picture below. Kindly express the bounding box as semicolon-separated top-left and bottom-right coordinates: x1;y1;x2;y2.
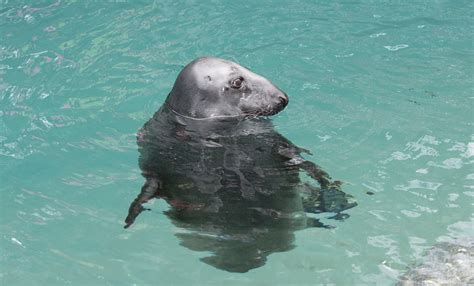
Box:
124;57;356;272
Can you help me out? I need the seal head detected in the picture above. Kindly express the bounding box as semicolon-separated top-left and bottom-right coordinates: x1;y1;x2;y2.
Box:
165;57;288;119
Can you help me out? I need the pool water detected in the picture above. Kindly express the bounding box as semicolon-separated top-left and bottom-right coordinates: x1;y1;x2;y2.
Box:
1;1;472;285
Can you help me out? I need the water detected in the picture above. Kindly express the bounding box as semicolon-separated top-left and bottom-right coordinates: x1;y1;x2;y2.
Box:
0;0;472;285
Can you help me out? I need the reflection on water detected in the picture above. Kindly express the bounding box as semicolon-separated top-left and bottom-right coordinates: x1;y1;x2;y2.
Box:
124;106;356;272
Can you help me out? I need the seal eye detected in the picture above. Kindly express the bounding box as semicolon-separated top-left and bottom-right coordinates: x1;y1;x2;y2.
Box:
230;77;244;89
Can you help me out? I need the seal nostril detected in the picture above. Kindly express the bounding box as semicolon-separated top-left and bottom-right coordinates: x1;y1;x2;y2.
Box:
278;93;288;106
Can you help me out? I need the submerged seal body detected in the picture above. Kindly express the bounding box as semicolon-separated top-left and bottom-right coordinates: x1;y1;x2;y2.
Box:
125;57;356;272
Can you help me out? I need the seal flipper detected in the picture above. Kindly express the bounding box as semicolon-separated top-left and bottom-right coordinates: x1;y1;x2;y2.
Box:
299;160;332;189
275;139;331;189
302;183;357;219
305;217;335;229
124;177;161;229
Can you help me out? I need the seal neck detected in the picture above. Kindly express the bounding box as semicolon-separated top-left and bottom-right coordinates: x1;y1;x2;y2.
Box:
154;105;272;139
163;103;246;122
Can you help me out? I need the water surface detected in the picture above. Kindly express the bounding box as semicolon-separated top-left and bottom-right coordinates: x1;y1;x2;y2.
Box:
1;1;473;285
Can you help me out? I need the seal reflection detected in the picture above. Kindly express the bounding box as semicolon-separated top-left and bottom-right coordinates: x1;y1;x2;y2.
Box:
125;106;356;273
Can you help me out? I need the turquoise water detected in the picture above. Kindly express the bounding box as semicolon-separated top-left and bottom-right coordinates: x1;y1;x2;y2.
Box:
1;0;473;285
